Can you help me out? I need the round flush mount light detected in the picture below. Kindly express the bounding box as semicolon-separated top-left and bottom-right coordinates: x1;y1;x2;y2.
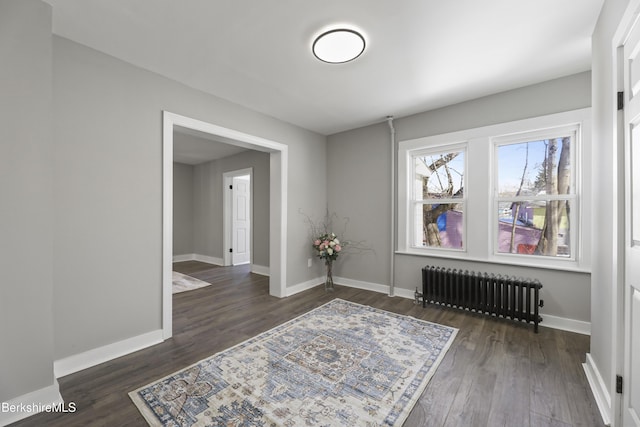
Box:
312;28;366;64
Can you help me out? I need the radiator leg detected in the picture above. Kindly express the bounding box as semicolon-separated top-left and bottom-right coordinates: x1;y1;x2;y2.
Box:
534;284;541;333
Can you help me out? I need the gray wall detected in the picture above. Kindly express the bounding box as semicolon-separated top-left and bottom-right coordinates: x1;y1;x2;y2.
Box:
397;72;592;140
591;0;629;408
325;122;393;285
193;150;271;267
52;35;326;360
192;159;219;258
173;162;194;256
0;0;56;402
327;72;592;323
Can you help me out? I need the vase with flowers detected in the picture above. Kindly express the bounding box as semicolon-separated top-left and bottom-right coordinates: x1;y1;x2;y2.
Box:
302;209;370;292
312;232;342;291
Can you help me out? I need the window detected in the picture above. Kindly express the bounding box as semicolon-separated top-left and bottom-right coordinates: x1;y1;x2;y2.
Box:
494;127;577;259
410;147;466;250
397;108;591;271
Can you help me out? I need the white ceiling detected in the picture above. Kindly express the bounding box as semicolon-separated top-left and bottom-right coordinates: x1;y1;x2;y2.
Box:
43;0;604;136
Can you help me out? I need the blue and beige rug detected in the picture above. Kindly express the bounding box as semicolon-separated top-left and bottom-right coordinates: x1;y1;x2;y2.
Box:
129;298;457;426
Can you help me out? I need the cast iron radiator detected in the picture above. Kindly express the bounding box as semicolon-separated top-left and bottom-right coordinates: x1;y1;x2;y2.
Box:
421;265;543;332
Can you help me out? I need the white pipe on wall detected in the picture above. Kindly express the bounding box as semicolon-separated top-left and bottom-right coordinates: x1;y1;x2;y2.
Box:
387;116;396;297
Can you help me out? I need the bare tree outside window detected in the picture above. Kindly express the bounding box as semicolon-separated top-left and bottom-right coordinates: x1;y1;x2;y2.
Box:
496;136;573;258
412;150;465;249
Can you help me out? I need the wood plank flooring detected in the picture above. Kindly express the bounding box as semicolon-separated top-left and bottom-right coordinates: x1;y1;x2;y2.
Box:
10;261;604;427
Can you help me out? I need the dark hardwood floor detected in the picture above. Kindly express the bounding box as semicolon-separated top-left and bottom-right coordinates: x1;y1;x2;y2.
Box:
11;261;604;427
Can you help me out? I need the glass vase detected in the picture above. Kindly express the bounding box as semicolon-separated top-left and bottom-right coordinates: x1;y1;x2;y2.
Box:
325;259;334;292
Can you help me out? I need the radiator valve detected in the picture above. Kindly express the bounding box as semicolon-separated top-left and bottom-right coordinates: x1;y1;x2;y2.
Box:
414;287;423;305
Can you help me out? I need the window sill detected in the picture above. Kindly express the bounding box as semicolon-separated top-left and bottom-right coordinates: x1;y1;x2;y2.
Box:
395;249;591;274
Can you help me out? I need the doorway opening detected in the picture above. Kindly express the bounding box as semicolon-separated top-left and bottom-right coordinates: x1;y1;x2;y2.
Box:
162;111;288;339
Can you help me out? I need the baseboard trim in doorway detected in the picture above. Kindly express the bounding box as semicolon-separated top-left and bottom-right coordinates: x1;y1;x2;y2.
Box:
251;264;270;276
172;254;223;266
172;253;196;263
173;255;268;276
193;254;223;265
582;353;612;426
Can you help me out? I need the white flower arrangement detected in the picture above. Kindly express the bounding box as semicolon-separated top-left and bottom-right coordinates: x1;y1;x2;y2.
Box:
312;232;343;261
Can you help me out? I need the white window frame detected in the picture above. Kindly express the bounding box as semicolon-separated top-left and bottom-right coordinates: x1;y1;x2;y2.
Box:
491;124;580;262
397;108;591;272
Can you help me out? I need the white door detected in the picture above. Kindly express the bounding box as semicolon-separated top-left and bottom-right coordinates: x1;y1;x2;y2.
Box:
232;175;251;265
623;17;640;427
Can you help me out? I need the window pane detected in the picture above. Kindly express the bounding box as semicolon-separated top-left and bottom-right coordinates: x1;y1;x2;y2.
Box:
496;200;571;257
497;138;572;197
414;150;464;200
413;203;464;249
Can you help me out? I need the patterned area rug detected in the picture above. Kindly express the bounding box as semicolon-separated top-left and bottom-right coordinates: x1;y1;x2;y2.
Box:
172;271;211;294
129;298;457;426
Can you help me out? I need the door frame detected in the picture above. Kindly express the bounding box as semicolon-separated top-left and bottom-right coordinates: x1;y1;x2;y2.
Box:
614;3;640;425
223;168;253;266
162;111;288;339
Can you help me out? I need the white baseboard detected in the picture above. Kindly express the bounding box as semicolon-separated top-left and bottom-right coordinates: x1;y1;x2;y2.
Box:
284;275;408;298
541;314;591;336
172;253;196;262
193;254;223;266
387;285;417;300
0;380;64;427
174;254;269;276
332;277;590;335
333;276;416;301
54;330;164;378
286;276;324;296
391;286;416;300
251;264;270;276
334;276;390;294
172;254;224;266
582;353;612;426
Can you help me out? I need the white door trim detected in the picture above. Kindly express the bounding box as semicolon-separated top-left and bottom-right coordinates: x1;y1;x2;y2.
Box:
163;111;288;339
612;3;640;425
223;168;253;266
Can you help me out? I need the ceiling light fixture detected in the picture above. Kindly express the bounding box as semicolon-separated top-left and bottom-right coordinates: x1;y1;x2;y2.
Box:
312;28;366;64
